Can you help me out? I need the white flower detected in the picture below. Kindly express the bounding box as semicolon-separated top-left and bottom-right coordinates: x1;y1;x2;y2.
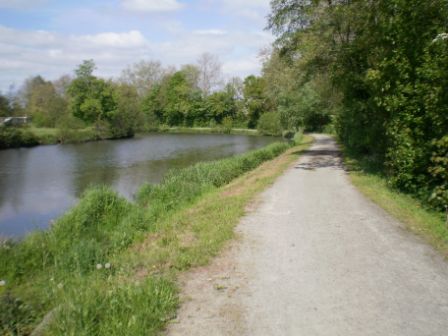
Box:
104;263;111;269
96;263;103;270
57;283;63;289
0;280;6;286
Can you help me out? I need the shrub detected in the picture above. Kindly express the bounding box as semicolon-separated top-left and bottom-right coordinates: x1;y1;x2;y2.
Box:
0;127;39;149
257;112;282;136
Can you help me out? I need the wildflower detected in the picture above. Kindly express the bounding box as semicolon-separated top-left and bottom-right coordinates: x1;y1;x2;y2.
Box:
105;263;111;269
96;263;103;270
0;280;6;286
57;283;63;289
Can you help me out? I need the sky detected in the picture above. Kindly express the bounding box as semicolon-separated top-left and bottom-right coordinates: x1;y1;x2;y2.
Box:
0;0;274;92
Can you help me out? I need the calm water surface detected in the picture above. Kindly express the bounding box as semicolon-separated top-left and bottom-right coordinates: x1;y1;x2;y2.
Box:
0;133;279;237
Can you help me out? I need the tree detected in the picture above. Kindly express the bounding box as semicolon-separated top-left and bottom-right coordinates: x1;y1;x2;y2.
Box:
53;75;72;98
142;70;202;126
257;112;282;136
243;75;270;128
267;0;448;209
120;60;167;96
181;64;200;90
22;76;68;127
68;60;118;126
205;91;237;124
196;53;223;96
109;84;141;138
0;93;10;117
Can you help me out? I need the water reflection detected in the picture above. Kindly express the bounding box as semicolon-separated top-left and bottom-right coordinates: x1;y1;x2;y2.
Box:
0;133;279;237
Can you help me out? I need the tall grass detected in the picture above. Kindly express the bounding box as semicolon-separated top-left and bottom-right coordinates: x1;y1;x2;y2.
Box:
0;141;291;335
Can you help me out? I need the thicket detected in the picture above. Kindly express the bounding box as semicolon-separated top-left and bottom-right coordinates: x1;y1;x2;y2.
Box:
266;0;448;210
0;141;290;335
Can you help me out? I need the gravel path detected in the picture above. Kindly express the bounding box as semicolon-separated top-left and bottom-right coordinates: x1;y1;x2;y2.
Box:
166;134;448;336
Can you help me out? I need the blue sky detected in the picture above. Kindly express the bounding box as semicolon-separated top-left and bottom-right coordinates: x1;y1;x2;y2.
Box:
0;0;273;91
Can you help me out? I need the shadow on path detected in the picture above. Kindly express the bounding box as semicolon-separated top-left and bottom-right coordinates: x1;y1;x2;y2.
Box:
294;136;344;171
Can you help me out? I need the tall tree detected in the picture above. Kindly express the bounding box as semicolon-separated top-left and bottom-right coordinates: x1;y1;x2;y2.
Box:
120;60;167;96
196;53;223;96
0;93;10;117
68;60;118;125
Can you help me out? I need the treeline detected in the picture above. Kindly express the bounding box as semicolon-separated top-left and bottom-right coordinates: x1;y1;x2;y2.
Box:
0;53;286;142
265;0;448;210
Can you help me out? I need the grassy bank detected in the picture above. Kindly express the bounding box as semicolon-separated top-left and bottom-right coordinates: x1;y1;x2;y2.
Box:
0;134;311;335
0;126;97;149
1;126;263;150
154;126;259;136
344;151;448;256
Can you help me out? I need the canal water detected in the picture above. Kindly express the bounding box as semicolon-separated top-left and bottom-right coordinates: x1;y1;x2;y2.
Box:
0;133;279;237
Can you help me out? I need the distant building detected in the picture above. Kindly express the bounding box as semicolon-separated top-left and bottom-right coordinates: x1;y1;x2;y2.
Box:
0;116;32;126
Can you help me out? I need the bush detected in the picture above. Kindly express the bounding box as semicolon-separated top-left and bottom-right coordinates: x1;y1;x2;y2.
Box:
429;136;448;210
0;127;39;149
282;130;295;140
257;112;282;136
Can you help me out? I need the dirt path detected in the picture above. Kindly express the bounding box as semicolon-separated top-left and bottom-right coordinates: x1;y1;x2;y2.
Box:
166;134;448;336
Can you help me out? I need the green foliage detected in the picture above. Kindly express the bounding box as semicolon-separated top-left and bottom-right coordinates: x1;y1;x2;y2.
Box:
267;0;448;210
0;127;39;149
262;50;334;132
221;116;233;134
23;76;68;127
0;93;11;117
0;292;36;335
257;112;282;136
68;61;118;126
136;142;290;219
108;84;142;138
243;75;270;128
429;136;448;210
3;60;266;143
48;277;178;336
142;71;203;127
205;91;237;124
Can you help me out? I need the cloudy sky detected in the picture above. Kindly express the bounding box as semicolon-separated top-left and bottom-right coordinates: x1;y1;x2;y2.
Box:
0;0;274;92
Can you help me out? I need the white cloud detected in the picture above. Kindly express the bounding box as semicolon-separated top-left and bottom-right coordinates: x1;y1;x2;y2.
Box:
0;0;47;9
193;29;227;36
76;31;147;48
121;0;183;12
0;24;273;91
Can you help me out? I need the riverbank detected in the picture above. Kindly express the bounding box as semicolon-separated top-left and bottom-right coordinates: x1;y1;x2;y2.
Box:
158;126;259;136
0;126;263;150
343;149;448;257
0;134;310;335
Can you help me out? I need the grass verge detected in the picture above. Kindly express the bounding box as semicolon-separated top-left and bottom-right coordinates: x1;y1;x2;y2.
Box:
343;152;448;257
0;135;312;335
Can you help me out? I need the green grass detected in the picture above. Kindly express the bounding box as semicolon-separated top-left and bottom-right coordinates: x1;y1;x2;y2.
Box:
27;126;58;137
0;135;311;335
344;151;448;256
28;126;96;145
157;126;260;136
